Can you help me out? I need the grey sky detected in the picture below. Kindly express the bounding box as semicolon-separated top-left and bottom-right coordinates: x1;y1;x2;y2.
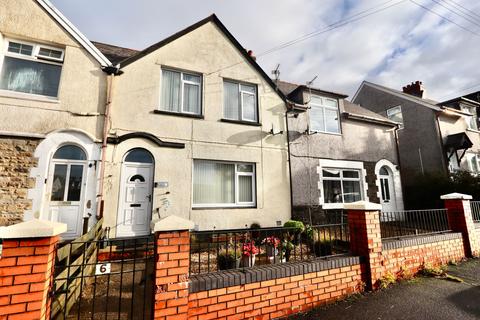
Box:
51;0;480;101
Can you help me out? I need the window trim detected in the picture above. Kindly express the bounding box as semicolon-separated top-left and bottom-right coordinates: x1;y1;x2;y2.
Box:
386;105;404;129
0;38;64;99
223;79;259;124
192;159;257;209
159;67;203;116
466;153;480;174
461;105;478;131
308;95;341;135
318;159;368;209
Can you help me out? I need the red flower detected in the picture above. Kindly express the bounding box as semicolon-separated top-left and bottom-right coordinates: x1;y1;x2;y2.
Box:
242;241;259;256
262;236;280;248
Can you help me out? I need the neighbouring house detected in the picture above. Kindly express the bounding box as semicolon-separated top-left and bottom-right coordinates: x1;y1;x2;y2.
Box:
93;15;291;235
276;80;403;222
353;81;480;207
0;0;112;238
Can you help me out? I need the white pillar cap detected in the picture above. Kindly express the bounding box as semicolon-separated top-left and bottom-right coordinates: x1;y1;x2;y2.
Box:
343;201;382;211
0;219;67;239
440;193;472;200
151;215;195;232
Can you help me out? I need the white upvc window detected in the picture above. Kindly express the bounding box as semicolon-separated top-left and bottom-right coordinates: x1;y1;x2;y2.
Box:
193;160;256;208
0;39;64;98
322;168;363;204
160;68;202;115
467;153;480;174
461;105;478;131
386;105;404;128
223;80;258;122
309;95;340;134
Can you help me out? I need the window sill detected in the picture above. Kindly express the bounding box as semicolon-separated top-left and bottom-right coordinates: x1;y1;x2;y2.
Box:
0;89;60;104
308;130;342;136
153;109;204;119
220;118;262;127
192;205;257;210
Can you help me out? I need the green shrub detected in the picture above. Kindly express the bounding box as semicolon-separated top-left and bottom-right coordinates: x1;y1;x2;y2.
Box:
217;250;240;270
283;220;305;234
313;240;332;257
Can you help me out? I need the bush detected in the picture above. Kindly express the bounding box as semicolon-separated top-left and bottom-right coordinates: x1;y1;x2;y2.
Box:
405;170;480;209
283;220;305;234
217;250;239;270
313;240;332;257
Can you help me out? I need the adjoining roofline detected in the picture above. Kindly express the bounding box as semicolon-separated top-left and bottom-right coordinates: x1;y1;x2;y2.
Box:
342;112;397;127
440;96;480;107
35;0;112;67
282;81;348;99
118;14;286;101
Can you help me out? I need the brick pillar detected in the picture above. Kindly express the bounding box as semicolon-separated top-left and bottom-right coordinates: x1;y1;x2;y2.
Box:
441;193;479;257
152;216;194;320
345;202;383;290
0;220;66;319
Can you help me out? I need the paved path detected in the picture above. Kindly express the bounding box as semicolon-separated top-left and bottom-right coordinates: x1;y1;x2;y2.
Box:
290;259;480;320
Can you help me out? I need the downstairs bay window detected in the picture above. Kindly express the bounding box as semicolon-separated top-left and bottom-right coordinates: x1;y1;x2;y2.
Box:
193;160;256;208
321;168;364;205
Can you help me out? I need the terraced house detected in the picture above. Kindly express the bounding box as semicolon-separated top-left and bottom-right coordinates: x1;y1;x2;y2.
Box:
0;0;111;238
94;15;291;235
277;80;404;222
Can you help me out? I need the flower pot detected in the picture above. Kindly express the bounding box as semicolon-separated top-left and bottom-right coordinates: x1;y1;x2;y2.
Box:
241;254;256;268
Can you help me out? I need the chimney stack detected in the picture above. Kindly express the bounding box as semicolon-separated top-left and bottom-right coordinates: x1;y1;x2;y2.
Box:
402;81;425;98
247;50;256;61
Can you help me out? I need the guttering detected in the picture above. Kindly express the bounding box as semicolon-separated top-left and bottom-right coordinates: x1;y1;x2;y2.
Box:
342;112;397;127
35;0;111;67
439;106;470;117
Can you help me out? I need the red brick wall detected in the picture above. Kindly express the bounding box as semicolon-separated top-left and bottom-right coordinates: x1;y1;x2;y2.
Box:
444;199;480;257
0;236;58;320
382;236;465;277
188;264;363;320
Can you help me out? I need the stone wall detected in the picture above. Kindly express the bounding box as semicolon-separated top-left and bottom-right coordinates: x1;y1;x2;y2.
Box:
0;137;39;226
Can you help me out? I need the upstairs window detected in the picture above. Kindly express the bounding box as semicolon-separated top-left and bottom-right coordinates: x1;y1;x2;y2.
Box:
224;80;258;122
467;153;480;174
0;39;64;97
309;96;340;134
461;105;478;131
386;106;404;128
160;69;202;115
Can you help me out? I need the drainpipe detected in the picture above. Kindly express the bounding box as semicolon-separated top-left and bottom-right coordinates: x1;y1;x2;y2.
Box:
97;65;122;219
285;107;294;219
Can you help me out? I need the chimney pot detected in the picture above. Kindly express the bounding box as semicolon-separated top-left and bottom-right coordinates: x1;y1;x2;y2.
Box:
402;81;425;98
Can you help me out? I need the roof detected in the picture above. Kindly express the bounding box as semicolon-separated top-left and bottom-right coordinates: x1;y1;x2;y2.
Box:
354;81;469;119
35;0;111;66
91;41;139;65
115;14;286;101
276;80;348;100
342;100;396;126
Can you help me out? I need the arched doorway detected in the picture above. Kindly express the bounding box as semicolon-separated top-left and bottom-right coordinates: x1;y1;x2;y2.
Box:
47;144;87;238
378;165;397;212
116;148;154;237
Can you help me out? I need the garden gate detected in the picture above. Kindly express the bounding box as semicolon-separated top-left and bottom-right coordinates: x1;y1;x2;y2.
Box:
49;223;155;320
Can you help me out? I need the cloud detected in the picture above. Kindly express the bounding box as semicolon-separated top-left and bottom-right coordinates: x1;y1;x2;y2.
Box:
51;0;480;101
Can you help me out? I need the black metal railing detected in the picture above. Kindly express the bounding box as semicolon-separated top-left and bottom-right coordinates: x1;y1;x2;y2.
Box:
51;232;155;320
189;222;350;276
470;201;480;223
380;209;451;239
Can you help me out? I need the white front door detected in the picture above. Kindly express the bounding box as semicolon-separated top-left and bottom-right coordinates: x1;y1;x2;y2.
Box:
117;163;154;237
48;161;86;239
379;166;397;212
47;145;88;239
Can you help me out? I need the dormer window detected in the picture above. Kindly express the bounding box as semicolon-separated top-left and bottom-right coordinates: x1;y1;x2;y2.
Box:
309;95;340;134
0;39;64;98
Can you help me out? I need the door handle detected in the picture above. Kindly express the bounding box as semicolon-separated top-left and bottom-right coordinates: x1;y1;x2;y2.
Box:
130;204;141;208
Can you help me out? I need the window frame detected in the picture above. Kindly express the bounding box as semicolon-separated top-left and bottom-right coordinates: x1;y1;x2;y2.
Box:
308;95;341;135
223;79;259;123
467;153;480;174
318;160;367;209
321;168;364;205
0;38;64;99
386;105;404;128
461;105;478;131
192;159;257;209
159;67;203;116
